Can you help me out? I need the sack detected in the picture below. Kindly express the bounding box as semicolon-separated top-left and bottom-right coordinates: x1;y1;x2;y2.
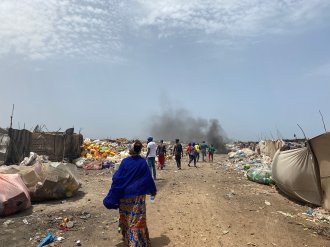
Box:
0;174;31;216
247;168;274;185
0;163;81;202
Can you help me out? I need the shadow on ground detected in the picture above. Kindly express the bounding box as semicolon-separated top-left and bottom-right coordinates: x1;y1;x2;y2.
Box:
116;234;171;247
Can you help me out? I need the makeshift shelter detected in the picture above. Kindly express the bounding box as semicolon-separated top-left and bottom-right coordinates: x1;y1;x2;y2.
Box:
272;132;330;209
309;132;330;209
0;128;83;165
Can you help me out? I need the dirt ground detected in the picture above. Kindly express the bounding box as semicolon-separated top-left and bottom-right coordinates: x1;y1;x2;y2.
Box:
1;154;330;247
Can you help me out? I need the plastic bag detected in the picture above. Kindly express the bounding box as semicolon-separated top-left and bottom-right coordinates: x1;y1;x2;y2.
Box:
247;168;274;185
0;174;31;216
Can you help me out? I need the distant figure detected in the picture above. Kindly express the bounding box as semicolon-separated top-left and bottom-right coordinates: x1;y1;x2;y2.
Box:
156;140;166;170
103;140;157;247
200;141;208;162
173;139;183;170
146;137;157;179
186;143;192;160
208;144;216;162
195;143;201;162
188;142;197;167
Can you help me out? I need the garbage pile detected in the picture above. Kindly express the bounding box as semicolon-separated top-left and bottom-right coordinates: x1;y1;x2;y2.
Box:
20;152;49;166
223;143;273;185
73;138;132;170
0;162;81;203
74;138;151;170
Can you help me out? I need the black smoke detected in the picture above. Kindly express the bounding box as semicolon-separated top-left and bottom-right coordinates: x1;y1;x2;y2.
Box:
148;108;228;153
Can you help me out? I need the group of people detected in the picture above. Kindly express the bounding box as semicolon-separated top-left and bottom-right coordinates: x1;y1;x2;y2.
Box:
185;141;216;167
146;137;217;175
103;137;217;246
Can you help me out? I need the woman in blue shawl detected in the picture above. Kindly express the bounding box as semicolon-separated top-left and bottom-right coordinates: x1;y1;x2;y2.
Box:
103;140;157;247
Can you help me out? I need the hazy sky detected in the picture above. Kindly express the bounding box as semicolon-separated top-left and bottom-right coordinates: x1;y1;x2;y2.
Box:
1;0;330;141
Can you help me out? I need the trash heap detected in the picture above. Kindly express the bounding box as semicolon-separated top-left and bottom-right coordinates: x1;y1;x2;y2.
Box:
73;138;151;170
223;144;274;185
0;161;81;216
73;138;133;170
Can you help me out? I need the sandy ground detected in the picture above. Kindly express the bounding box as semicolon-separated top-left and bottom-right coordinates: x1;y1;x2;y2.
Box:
1;154;330;247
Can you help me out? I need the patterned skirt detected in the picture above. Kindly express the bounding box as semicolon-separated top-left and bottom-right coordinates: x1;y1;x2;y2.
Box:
119;195;151;247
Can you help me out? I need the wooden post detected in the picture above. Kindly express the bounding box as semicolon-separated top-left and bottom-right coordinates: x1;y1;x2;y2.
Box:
10;104;14;129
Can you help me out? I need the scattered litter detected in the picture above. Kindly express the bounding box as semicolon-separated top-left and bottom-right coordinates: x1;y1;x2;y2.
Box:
303;208;315;216
222;230;229;235
3;219;14;227
79;212;91;219
277;211;294;218
37;231;57;247
265;200;271;206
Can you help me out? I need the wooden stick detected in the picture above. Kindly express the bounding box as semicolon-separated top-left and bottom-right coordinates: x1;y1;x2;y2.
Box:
10;104;14;129
319;110;327;132
297;124;307;140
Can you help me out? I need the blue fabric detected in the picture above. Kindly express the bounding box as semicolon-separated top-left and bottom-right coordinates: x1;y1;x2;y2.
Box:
103;156;157;210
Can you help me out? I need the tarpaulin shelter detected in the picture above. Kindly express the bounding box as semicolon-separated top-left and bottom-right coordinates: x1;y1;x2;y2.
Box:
0;128;83;165
272;132;330;209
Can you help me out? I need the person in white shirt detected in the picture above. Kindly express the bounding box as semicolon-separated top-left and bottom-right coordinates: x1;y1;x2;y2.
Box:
146;137;157;179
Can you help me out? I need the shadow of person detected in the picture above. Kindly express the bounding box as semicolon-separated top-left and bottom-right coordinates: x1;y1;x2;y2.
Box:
115;234;171;247
151;234;171;246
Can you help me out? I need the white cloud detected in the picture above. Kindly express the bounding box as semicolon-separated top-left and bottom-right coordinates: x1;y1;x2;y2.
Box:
0;0;329;60
134;0;330;40
0;0;123;60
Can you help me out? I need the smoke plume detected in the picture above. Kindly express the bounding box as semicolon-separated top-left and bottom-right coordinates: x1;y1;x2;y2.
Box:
148;108;228;153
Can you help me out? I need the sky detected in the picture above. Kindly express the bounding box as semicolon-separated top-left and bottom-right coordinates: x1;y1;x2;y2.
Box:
0;0;330;141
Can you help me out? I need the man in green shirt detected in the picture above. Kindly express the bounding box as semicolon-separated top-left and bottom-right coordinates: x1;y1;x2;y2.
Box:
208;144;216;162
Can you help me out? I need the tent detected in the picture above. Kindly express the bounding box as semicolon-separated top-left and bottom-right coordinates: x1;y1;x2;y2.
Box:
272;132;330;209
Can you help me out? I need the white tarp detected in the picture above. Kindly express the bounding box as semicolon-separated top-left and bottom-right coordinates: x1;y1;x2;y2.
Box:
272;147;322;206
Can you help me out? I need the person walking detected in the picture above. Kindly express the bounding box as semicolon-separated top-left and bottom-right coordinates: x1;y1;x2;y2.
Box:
195;143;200;162
103;140;157;247
156;140;166;170
208;144;216;162
146;137;157;179
200;141;208;162
173;139;183;170
188;142;197;167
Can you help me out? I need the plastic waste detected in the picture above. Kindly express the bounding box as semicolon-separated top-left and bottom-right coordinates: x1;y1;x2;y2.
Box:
150;195;155;203
37;231;57;247
0;174;31;216
246;168;274;185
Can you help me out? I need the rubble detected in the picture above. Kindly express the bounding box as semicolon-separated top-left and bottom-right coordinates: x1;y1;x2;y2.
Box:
222;143;273;185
